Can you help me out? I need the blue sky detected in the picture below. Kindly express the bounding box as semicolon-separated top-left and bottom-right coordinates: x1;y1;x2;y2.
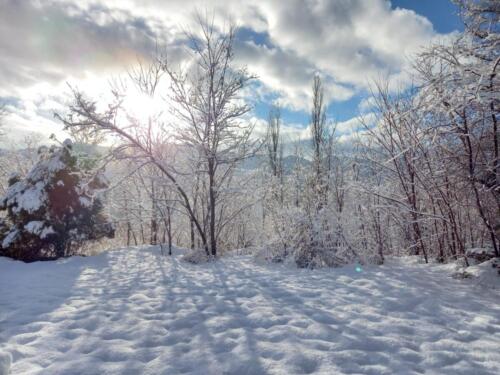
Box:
392;0;463;33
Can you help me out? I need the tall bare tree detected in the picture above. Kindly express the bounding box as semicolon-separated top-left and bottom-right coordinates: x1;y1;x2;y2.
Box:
162;16;257;256
266;104;284;204
310;75;330;211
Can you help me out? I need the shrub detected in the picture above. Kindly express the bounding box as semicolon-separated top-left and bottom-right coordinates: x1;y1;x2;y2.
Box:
181;249;214;264
0;140;114;262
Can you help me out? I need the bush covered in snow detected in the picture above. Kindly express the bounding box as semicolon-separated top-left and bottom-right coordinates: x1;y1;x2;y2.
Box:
465;248;497;264
258;205;383;269
181;249;214;264
452;258;499;288
290;210;366;268
0;140;114;262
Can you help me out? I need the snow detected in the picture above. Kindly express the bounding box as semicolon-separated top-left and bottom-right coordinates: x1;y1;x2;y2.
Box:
457;258;500;289
45;158;66;174
24;221;44;235
2;181;46;215
467;248;495;256
1;230;19;249
0;247;499;375
26;157;64;182
78;196;91;208
22;222;54;240
39;227;55;239
466;248;497;263
182;249;213;264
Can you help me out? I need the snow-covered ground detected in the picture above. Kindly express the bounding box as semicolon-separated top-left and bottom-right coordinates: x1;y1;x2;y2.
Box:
1;247;499;375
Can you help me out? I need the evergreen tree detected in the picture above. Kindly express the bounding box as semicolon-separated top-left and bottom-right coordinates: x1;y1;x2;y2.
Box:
0;139;114;262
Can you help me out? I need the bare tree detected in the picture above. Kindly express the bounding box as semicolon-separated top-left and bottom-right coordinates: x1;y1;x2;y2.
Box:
267;105;283;178
362;83;430;262
266;104;284;204
162;16;257;256
310;75;331;211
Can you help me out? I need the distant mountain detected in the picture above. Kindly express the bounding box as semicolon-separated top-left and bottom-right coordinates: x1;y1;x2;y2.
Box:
239;153;311;174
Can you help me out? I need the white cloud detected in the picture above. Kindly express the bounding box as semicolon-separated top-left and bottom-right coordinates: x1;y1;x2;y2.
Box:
358;97;377;113
235;41;354;111
336;112;376;134
248;115;311;143
0;0;453;142
259;0;437;90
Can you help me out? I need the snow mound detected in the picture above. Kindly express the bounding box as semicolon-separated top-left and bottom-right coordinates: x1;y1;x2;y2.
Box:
0;351;12;375
224;246;258;257
181;249;213;264
466;248;497;264
462;258;500;289
1;249;499;374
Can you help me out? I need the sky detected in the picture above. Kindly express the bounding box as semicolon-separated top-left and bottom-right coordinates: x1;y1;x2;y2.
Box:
0;0;463;147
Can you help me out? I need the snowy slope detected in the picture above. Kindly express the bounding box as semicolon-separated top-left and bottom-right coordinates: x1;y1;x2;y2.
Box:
0;247;499;375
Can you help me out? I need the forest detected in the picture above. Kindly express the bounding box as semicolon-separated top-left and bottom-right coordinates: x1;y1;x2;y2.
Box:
1;0;497;268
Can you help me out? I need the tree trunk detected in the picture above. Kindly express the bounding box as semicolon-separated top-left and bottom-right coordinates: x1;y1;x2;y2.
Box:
208;159;217;256
167;207;172;256
150;179;157;245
